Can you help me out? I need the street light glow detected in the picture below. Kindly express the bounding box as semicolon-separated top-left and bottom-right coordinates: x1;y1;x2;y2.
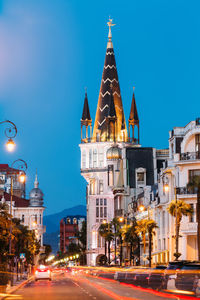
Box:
138;205;145;212
19;174;26;183
119;217;124;223
6;138;16;152
164;184;169;193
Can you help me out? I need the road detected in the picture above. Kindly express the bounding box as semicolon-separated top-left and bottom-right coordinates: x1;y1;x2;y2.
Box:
11;272;194;300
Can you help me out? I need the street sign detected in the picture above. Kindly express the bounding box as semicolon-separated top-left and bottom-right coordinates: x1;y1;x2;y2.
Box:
20;253;25;259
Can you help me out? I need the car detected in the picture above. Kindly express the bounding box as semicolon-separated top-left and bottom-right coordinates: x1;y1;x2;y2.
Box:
175;263;200;292
148;265;166;290
35;265;52;281
162;260;195;289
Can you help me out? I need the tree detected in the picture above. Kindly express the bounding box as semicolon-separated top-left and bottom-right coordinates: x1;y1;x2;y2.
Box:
122;221;138;266
98;223;109;258
187;175;200;260
146;220;158;267
168;199;193;260
136;219;147;259
111;218;121;264
76;221;87;265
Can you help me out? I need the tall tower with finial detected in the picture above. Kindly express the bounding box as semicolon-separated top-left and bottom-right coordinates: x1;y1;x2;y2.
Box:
79;19;141;266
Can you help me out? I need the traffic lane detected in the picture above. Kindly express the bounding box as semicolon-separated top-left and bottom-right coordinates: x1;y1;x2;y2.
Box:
77;274;196;300
15;273;114;300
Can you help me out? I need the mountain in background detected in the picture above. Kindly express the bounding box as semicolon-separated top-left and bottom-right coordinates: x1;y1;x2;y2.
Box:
43;205;86;253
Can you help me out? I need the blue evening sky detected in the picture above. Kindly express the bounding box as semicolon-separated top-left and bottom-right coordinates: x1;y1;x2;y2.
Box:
0;0;200;214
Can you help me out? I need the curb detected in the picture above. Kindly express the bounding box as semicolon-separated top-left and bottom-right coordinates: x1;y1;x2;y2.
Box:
0;276;33;299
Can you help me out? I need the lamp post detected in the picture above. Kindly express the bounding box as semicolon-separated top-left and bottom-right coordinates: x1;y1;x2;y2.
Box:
8;159;27;284
0;120;17;152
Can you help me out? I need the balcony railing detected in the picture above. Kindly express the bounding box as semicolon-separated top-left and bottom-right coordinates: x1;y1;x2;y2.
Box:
180;151;200;161
176;187;198;195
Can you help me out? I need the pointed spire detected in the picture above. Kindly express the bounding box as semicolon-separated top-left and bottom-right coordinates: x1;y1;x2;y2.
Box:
116;160;124;188
81;90;91;121
129;87;139;124
107;17;116;49
34;170;39;188
93;19;128;142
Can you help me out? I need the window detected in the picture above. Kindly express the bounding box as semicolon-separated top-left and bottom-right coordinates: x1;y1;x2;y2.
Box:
82;150;86;168
35;215;37;223
196;134;200;152
99;148;104;167
89;149;92;168
93;149;97;167
96;207;99;218
73;218;77;224
189;170;200;193
189;204;195;222
100;199;103;206
22;214;24;223
96;198;99;206
40;214;41;224
90;180;95;195
137;172;144;183
108;165;114;186
100;207;103;218
67;218;71;224
99;180;103;194
104;207;107;218
104;199;107;205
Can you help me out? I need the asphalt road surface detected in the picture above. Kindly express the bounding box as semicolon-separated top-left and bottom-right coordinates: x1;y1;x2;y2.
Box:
12;272;191;300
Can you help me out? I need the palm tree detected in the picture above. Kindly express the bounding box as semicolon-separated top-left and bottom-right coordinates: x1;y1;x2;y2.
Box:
123;221;138;265
106;229;114;265
168;199;193;260
98;223;109;259
136;219;147;262
111;218;121;264
187;175;200;260
146;220;158;267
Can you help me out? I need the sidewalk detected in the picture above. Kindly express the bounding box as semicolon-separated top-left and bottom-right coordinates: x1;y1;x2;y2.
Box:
0;276;33;299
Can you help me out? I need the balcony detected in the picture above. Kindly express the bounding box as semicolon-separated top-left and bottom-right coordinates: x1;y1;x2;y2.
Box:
176;187;198;195
180;151;200;161
180;222;197;233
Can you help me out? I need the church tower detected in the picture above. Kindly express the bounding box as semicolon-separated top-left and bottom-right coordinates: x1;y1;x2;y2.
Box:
128;88;140;143
92;19;128;143
80;19;140;266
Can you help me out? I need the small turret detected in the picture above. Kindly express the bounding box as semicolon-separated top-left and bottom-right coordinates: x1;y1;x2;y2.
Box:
81;90;92;143
128;88;139;143
29;172;44;207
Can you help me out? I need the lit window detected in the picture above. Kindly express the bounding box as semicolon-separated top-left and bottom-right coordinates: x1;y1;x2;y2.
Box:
73;218;77;224
67;218;71;224
82;150;86;168
99;180;103;194
93;149;97;167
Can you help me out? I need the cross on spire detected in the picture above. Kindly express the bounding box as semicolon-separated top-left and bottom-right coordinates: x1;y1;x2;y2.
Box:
107;17;116;49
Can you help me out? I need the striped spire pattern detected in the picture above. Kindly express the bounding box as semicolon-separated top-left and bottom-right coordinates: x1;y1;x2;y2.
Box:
92;21;127;142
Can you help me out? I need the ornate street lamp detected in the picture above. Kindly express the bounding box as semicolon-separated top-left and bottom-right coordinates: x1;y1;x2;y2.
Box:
0;120;17;152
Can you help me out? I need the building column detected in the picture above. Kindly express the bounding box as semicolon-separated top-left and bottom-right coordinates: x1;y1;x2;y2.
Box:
181;235;187;260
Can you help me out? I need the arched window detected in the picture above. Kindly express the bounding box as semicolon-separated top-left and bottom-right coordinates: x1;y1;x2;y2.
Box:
67;218;71;224
73;218;77;224
93;149;97;167
99;148;104;167
89;149;92;168
82;150;86;168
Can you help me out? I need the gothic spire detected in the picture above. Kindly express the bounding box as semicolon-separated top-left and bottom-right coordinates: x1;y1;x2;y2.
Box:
81;90;91;121
107;85;116;118
129;88;139;125
92;19;127;142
